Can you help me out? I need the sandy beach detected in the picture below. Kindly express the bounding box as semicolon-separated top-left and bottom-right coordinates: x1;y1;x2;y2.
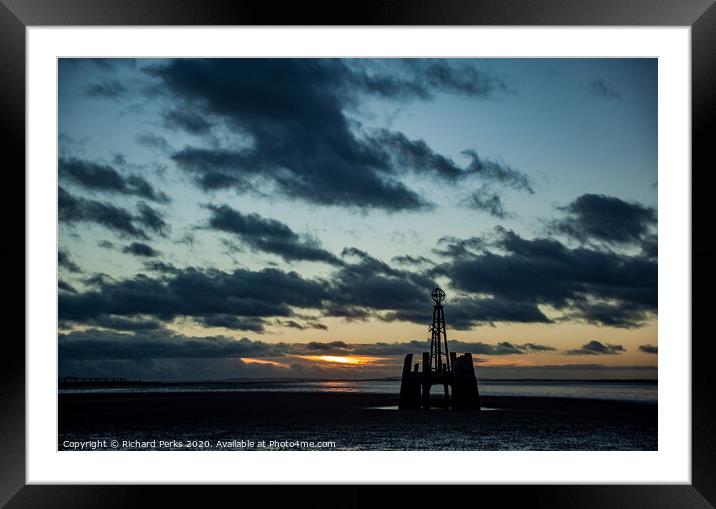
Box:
58;391;657;451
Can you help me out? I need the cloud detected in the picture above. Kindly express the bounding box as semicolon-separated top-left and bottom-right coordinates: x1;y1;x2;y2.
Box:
83;315;165;332
136;201;170;237
521;342;558;352
327;247;549;329
435;227;657;328
372;131;533;193
58;279;77;293
276;319;328;331
58;330;555;360
391;255;434;266
433;236;487;258
382;296;551;330
550;194;656;245
197;315;267;333
564;340;626;355
463;188;508;218
84;79;126;98
60;157;170;203
461;149;534;193
397;59;514;98
58;250;82;273
59;187;149;239
639;344;658;354
327;247;433;319
147;59;526;211
204;204;341;265
589;79;621;99
59;266;330;326
122;242;160;258
162;108;212;135
135;132;173;153
56;222;656;331
58;241;552;332
143;260;180;274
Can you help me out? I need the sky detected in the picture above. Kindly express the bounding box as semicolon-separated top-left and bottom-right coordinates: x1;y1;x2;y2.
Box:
57;58;658;381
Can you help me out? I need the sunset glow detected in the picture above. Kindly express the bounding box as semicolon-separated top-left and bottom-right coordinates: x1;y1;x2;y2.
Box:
297;355;386;365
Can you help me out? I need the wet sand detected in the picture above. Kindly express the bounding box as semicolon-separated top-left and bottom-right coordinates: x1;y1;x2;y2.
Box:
58;391;657;451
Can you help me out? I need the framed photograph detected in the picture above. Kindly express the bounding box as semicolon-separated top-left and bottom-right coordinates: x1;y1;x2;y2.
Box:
4;0;713;505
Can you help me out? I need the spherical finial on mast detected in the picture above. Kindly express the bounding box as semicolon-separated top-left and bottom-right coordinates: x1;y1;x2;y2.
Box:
431;286;445;304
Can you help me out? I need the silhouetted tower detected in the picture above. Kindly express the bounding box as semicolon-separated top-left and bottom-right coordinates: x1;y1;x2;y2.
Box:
399;285;481;411
428;286;451;373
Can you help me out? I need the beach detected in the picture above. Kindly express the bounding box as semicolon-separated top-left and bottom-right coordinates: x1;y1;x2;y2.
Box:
58;390;657;451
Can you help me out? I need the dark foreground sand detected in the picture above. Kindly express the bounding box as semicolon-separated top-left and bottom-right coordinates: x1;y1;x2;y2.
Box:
58;392;657;451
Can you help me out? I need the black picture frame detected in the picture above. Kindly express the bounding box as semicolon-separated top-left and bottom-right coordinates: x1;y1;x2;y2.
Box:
2;0;713;506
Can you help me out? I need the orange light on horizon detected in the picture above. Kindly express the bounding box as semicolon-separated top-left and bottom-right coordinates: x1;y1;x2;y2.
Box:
295;355;387;365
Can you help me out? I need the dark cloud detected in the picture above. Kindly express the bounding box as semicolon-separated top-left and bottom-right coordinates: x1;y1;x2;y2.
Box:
135;132;173;153
59;330;277;360
433;235;486;259
276;320;328;331
84;79;126;98
328;247;433;318
162;109;213;135
324;304;371;322
373;130;533;192
561;301;653;329
446;298;552;329
60;242;540;331
60;157;170;203
122;242;160;258
398;59;514;97
464;188;508;218
58;330;555;361
59;266;330;325
551;194;656;245
59;186;148;239
328;247;549;329
435;227;657;328
204;204;341;265
59;218;654;333
565;340;626;356
143;260;180;274
461;149;534;193
136;201;170;237
58;250;82;273
589;79;621;99
148;59;526;211
639;344;658;354
391;254;435;266
97;240;114;249
521;343;558;352
171;143;428;211
640;234;658;259
197;315;266;333
86;316;165;332
58;279;77;293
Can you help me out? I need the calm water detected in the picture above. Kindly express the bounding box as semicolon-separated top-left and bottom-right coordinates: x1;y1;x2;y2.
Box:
60;379;657;403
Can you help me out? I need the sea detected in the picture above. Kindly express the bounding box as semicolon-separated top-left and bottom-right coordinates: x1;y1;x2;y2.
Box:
59;378;657;404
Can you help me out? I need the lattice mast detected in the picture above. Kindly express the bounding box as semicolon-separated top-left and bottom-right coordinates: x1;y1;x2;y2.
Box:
428;286;451;373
